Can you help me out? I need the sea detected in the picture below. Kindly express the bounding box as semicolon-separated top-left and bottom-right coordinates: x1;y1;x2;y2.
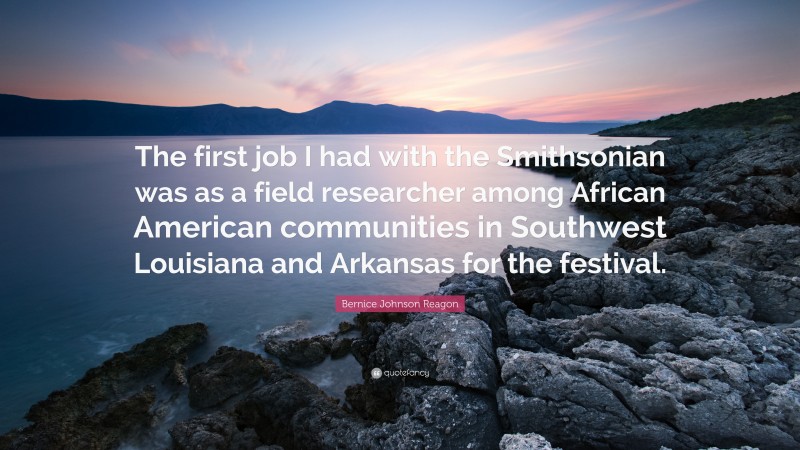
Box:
0;134;662;436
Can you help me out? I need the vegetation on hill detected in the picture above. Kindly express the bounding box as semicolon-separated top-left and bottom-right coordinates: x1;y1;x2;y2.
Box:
599;92;800;136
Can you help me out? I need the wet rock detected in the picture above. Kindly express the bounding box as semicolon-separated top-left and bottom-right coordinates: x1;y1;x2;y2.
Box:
330;336;353;359
338;320;356;333
498;305;800;449
170;412;263;450
188;346;271;409
256;320;310;344
262;320;359;367
263;333;335;367
2;323;208;450
235;363;369;449
164;354;189;387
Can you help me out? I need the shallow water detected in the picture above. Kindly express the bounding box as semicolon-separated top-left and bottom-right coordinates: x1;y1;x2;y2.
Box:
0;134;662;432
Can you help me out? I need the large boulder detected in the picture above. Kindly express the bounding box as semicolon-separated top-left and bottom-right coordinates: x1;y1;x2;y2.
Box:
368;313;497;392
433;272;512;347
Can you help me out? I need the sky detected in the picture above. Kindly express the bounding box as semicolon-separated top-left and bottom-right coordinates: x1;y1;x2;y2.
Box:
0;0;799;121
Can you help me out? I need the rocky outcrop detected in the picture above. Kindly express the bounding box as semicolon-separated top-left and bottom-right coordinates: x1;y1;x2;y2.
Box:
3;278;799;450
572;127;800;226
187;346;270;409
170;412;265;450
0;323;208;450
498;304;800;449
501;222;800;324
235;357;501;449
261;321;357;367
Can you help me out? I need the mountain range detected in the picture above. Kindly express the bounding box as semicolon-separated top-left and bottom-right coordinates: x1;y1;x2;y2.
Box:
0;94;627;136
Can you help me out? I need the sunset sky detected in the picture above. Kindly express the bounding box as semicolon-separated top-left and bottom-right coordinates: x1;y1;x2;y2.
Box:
1;0;799;121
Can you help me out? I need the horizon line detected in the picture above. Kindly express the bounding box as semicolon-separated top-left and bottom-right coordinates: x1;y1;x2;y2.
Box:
0;92;648;124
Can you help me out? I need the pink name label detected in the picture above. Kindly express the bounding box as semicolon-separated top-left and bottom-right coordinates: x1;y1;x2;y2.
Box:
335;295;465;312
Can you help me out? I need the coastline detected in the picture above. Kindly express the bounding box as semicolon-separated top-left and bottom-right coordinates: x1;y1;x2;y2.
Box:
3;97;800;449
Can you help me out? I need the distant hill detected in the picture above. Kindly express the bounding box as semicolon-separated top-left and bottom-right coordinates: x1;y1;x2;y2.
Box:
0;94;626;136
598;92;800;136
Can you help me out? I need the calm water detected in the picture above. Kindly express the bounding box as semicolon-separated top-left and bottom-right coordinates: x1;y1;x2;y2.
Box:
0;134;661;433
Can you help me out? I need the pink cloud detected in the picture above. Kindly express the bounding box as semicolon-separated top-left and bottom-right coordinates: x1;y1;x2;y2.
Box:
481;86;695;121
626;0;701;21
161;36;251;76
113;42;153;63
273;70;385;106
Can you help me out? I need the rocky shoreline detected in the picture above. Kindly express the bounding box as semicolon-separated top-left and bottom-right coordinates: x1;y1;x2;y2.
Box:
2;99;800;449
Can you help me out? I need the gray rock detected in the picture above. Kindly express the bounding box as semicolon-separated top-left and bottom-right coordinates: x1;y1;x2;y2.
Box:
0;324;207;450
574;129;800;226
170;412;263;450
620;206;712;249
434;272;511;347
507;223;800;323
369;313;497;392
263;333;335;367
500;432;557;450
650;224;800;323
235;362;368;449
501;246;574;292
498;305;800;449
665;206;711;236
330;336;353;359
188;346;270;409
360;385;501;449
237;360;501;450
525;250;754;320
256;320;310;344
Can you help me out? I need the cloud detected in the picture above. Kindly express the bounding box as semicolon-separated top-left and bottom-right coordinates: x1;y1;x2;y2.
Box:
113;42;153;63
273;69;385;106
262;3;701;118
626;0;701;21
267;4;625;110
482;85;694;121
161;36;252;76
